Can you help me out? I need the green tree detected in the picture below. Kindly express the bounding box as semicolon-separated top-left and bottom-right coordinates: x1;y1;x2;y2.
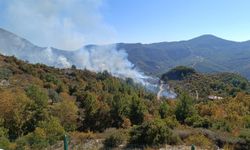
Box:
26;85;48;108
0;89;33;139
159;102;169;119
129;95;147;125
17;117;65;149
80;92;100;130
51;98;78;131
26;127;48;149
175;93;195;123
130;118;174;146
38;117;65;145
110;94;130;127
25;85;49;133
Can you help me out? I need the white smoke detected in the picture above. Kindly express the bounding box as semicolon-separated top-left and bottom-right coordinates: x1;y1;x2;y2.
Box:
39;45;148;84
72;45;147;83
0;0;147;83
0;0;116;50
17;47;72;68
0;0;176;98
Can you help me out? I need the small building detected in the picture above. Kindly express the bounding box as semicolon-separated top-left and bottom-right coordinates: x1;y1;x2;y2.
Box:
208;95;223;100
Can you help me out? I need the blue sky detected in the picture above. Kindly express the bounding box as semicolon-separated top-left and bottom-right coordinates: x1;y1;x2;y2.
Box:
0;0;250;49
103;0;250;43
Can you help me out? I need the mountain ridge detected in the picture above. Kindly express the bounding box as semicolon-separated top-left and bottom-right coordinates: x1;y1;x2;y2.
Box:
1;28;250;79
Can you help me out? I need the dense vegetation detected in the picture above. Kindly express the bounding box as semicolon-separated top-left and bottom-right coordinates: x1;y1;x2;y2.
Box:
161;66;196;81
0;55;250;149
162;66;250;100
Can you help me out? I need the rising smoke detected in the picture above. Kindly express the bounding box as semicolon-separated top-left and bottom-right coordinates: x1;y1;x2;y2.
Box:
0;0;116;50
0;0;176;98
72;45;148;84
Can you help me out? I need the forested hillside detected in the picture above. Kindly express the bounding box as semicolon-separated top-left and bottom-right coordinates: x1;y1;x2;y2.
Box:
161;66;250;100
0;55;250;149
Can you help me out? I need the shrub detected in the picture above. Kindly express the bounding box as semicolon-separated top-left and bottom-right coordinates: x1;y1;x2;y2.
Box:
168;133;181;145
163;117;179;129
212;120;232;132
239;129;250;149
104;133;125;148
42;73;60;85
243;115;250;128
15;136;29;150
0;126;11;149
184;134;214;148
0;67;12;79
185;115;211;128
130;118;175;146
0;137;11;150
70;131;95;144
48;89;60;103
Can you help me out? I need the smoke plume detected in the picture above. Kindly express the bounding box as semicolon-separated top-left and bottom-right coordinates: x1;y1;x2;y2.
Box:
0;0;176;98
0;0;116;50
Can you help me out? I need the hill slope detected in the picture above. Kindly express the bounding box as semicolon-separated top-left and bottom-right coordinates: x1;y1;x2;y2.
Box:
1;55;250;149
161;66;250;100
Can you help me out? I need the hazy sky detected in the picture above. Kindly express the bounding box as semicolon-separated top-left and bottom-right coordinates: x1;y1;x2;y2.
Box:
0;0;250;49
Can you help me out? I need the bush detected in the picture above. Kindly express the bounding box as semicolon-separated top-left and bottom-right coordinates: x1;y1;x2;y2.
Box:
239;129;250;150
0;137;11;150
185;115;211;128
184;134;213;148
0;126;11;149
168;133;181;145
212;120;232;132
48;89;60;103
163;117;179;129
15;117;65;149
104;133;125;148
0;67;12;79
130;118;175;146
42;73;59;85
243;115;250;128
70;131;95;144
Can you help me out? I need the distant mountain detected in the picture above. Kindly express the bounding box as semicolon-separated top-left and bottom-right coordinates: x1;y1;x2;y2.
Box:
117;35;250;79
1;28;250;79
0;28;73;68
0;28;42;55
